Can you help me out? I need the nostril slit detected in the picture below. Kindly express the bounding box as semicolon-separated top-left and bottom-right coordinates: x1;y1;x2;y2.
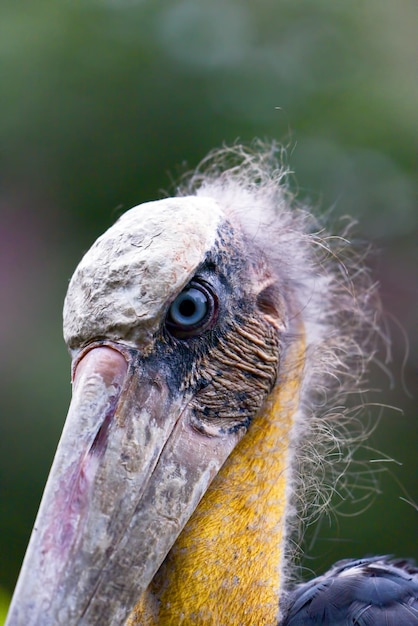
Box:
89;396;118;456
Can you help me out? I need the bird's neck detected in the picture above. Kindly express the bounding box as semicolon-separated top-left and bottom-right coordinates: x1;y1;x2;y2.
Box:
130;337;305;626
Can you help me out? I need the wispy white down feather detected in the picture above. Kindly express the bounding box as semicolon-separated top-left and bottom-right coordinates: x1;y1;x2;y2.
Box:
178;141;387;578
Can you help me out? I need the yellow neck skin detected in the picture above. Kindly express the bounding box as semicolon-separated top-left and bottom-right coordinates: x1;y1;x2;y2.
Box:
130;337;305;626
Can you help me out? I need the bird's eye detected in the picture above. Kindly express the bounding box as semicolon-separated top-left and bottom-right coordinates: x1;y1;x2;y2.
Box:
166;281;217;338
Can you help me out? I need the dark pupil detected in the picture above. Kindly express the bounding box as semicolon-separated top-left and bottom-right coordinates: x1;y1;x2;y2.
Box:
178;297;196;318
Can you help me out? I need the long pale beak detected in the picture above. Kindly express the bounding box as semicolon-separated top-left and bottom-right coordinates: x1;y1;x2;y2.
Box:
6;344;242;625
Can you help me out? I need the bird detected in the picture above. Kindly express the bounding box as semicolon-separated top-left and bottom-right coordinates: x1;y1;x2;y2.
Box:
5;143;418;625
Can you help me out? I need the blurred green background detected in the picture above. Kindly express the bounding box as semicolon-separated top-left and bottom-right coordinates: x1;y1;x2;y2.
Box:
1;0;417;612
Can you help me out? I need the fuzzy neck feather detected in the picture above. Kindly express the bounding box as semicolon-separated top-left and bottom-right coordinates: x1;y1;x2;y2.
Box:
128;334;305;626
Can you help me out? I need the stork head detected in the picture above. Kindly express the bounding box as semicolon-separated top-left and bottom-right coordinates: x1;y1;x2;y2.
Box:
7;145;377;626
8;192;298;624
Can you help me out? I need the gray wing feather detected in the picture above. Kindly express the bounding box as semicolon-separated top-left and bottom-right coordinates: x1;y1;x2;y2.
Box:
280;556;418;626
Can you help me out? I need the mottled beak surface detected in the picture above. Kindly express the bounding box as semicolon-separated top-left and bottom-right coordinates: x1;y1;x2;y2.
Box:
6;344;241;626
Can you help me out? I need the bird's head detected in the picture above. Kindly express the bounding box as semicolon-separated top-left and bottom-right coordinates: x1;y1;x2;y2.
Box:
7;145;377;626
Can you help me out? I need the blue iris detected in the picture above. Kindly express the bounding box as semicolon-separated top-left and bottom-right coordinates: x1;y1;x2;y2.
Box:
169;287;208;327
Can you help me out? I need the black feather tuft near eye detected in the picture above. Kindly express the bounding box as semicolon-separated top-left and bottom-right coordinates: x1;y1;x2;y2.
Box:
166;280;218;338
